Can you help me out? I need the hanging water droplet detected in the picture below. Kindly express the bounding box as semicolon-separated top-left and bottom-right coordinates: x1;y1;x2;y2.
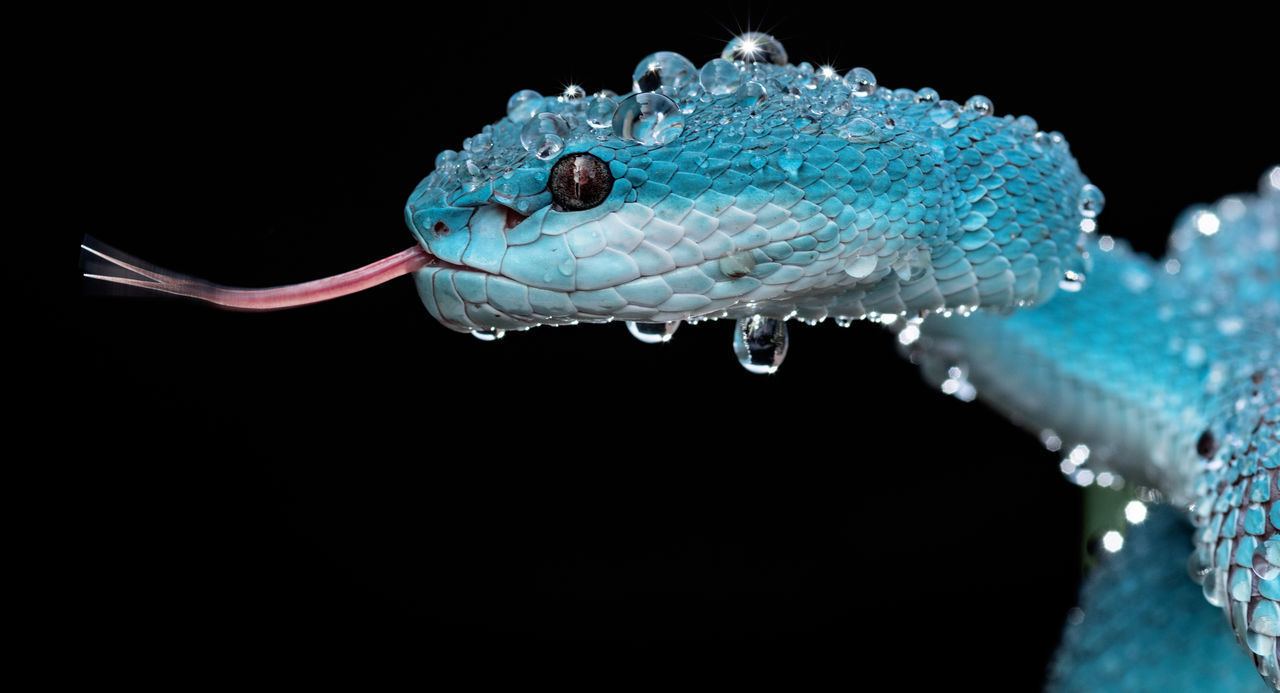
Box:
612;92;685;145
834;316;855;328
626;321;680;344
632;51;698;93
520;112;570;159
844;67;877;97
1079;184;1106;218
470;328;505;341
733;315;789;374
585;96;617;129
506;89;543;123
722;32;788;65
964;94;993;115
698;58;742;96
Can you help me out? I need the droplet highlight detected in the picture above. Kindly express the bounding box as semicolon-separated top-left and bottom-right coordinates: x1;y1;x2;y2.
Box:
722;32;787;65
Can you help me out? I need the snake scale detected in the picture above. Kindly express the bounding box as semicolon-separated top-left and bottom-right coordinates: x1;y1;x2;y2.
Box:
74;14;1274;686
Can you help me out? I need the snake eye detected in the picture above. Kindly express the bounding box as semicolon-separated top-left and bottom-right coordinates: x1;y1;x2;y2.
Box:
548;153;614;211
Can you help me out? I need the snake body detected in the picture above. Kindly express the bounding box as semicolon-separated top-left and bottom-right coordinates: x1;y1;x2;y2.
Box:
400;36;1279;689
81;32;1278;689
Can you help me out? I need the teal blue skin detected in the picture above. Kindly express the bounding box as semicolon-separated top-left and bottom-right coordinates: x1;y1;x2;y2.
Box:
918;186;1280;690
403;57;1092;334
400;43;1278;690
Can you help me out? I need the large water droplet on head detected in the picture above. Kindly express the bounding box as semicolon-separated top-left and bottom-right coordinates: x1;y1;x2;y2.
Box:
612;92;685;145
699;58;742;96
506;89;543;123
964;94;993;115
733;315;789;374
585;96;617;129
626;321;680;344
632;51;698;93
722;32;787;65
844;67;877;97
520;112;570;159
1078;184;1106;218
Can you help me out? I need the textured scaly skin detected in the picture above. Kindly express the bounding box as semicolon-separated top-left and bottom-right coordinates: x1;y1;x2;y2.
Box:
404;55;1091;332
401;41;1278;689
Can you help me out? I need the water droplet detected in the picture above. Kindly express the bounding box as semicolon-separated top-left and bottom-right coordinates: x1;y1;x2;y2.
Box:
844;67;877;97
1203;567;1228;606
915;87;939;103
1015;115;1039;132
722;32;788;65
632;51;697;93
698;58;741;96
1189;546;1213;582
1255;540;1280;580
779;147;804;176
733;80;767;110
560;84;586;106
834;317;855;328
626;321;679;344
964;94;993;115
1263;166;1280;195
893;246;929;281
520;112;570;159
1193;210;1221;235
840;117;881;144
1078;184;1105;218
1059;270;1086;292
467;132;493;153
612;92;685;145
733;315;789;374
506;89;543;123
470;328;505;341
845;254;878;279
585;96;617;129
1125;501;1148;524
718;251;756;278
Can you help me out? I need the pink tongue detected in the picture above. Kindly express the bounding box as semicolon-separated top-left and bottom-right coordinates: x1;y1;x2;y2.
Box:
81;237;433;311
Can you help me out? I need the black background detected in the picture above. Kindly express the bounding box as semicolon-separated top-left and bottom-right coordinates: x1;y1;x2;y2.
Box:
35;4;1275;686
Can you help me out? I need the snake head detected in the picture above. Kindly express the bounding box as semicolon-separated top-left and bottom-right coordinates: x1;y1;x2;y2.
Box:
405;37;1100;341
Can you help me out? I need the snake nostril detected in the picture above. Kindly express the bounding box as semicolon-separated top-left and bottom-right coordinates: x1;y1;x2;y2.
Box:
432;221;449;236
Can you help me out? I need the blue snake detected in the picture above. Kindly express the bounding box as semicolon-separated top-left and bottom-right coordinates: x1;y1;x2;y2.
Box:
82;33;1279;689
